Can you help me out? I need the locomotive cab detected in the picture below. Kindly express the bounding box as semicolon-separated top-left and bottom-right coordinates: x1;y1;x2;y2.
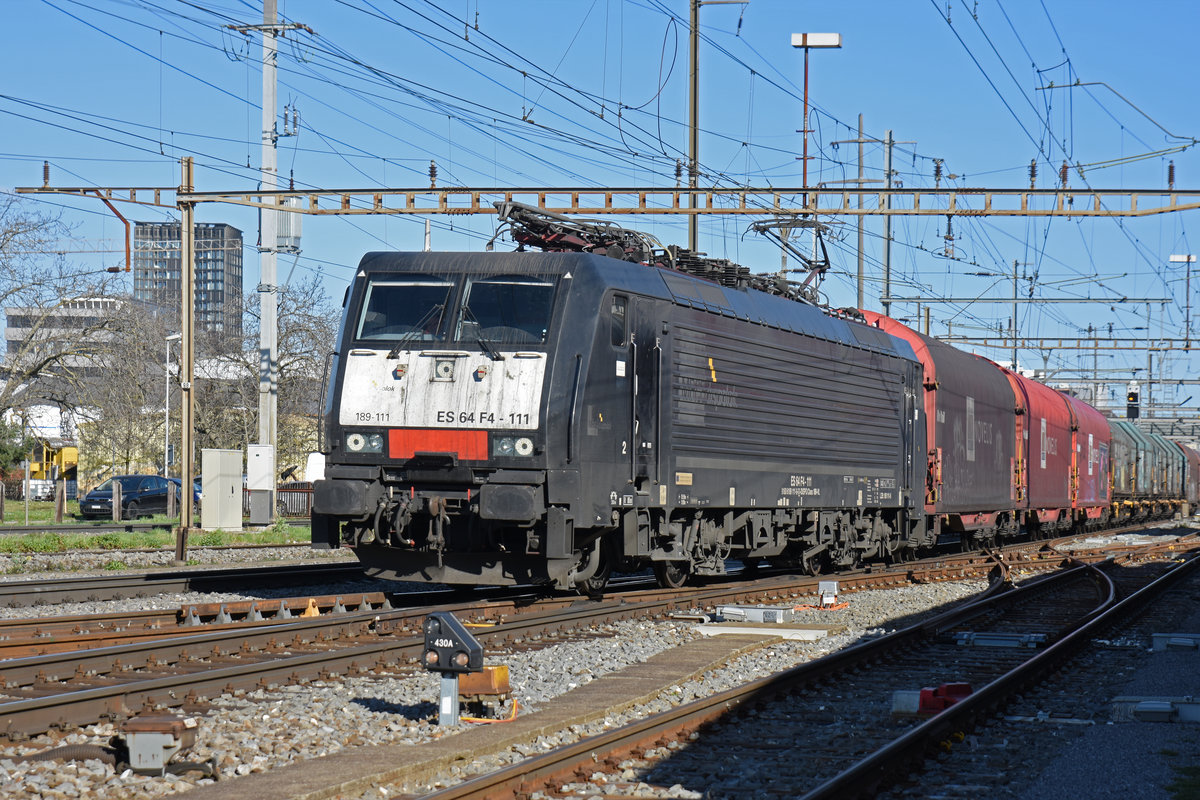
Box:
313;251;631;593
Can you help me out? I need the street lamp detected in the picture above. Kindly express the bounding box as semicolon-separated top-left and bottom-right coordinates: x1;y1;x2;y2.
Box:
164;333;181;478
790;33;842;188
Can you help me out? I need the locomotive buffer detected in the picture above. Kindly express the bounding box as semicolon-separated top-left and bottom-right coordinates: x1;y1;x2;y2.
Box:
422;611;484;725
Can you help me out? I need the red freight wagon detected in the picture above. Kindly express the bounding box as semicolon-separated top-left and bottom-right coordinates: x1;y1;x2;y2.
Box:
1060;391;1111;527
862;312;1017;542
999;368;1073;532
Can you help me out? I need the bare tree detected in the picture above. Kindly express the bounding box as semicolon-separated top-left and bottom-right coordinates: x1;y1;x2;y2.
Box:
71;299;178;481
0;195;123;414
191;272;339;476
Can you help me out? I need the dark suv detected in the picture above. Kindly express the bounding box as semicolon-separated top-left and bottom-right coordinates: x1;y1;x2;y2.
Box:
80;475;178;520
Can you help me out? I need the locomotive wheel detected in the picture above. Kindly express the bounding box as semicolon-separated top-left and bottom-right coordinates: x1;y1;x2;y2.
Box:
574;540;612;599
653;560;690;589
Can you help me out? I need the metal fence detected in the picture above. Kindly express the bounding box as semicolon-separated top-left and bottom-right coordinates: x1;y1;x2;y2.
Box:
240;482;313;518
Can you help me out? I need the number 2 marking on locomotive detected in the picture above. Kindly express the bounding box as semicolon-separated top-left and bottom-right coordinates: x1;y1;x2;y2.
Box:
621;440;627;454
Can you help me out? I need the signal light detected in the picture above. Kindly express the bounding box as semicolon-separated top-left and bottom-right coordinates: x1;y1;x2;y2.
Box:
422;611;483;674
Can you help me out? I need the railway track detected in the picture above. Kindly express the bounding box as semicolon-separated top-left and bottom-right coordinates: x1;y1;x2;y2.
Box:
0;548;1012;741
392;539;1200;800
0;560;369;607
0;525;1192;789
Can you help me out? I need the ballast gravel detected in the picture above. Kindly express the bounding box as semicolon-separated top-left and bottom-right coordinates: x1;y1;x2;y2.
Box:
0;529;1187;798
0;545;361;621
0;578;988;800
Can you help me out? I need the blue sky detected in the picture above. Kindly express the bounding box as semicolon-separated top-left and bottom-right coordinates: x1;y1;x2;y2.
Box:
3;0;1199;412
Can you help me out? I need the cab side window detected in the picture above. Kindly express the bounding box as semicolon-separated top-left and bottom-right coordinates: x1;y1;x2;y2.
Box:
611;295;627;346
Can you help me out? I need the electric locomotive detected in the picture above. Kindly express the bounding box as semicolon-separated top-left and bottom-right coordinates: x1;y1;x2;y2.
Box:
313;206;930;593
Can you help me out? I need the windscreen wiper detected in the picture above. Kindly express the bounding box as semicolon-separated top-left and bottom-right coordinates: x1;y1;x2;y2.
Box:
461;306;504;361
387;304;444;359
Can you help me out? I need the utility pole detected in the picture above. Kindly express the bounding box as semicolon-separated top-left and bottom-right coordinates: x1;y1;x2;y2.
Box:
177;157;196;563
260;0;278;457
688;0;745;253
878;131;915;318
1171;254;1195;349
1147;303;1153;418
882;130;893;318
688;0;698;252
229;3;312;513
830;115;887;309
1012;261;1018;370
1009;260;1032;371
857;115;864;309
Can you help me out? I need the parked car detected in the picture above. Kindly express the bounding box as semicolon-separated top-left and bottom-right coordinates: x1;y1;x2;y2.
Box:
167;477;201;514
80;475;179;520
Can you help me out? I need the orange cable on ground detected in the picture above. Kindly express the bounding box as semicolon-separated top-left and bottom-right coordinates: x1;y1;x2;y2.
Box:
461;698;520;724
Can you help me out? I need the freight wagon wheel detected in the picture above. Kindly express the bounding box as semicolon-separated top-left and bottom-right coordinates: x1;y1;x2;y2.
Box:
653;560;690;589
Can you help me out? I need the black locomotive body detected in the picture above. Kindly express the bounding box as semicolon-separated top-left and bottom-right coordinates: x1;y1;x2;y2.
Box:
312;250;928;592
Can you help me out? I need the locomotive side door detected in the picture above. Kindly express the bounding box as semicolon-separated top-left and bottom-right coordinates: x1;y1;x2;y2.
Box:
631;297;661;488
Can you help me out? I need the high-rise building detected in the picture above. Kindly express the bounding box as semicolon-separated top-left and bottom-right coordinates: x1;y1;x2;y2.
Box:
133;222;243;339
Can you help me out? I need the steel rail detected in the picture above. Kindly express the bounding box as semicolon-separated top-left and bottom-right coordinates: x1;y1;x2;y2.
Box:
414;548;1194;800
799;552;1200;799
0;532;1186;740
411;568;1057;800
0;562;368;607
0;553;1004;740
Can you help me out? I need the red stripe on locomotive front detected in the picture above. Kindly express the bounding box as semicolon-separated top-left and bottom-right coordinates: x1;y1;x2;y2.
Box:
388;429;488;460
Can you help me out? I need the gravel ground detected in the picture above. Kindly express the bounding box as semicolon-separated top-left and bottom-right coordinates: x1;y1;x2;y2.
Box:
0;541;353;577
0;528;1189;799
0;545;366;621
1012;569;1200;800
0;577;988;799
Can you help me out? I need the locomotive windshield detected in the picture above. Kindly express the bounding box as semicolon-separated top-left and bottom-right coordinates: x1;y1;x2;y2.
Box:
355;278;453;341
456;275;554;345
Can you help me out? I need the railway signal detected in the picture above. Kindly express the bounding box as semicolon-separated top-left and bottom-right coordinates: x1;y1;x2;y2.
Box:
423;611;483;725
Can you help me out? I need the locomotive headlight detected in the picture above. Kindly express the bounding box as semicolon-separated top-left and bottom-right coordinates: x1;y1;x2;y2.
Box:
494;437;515;456
515;437;534;456
345;432;384;454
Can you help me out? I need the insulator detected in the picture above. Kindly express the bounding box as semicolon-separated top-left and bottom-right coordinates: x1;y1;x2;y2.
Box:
1029;158;1037;189
675;159;682;187
1169;160;1176;190
933;159;943;185
429;160;438;188
1060;160;1069;188
42;160;49;188
289;169;295;191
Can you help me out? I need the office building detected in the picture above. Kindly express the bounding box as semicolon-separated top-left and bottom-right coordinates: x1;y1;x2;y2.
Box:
133;222;243;339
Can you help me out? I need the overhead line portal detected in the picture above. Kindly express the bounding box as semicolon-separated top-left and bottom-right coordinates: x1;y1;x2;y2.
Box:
21;184;1200;218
